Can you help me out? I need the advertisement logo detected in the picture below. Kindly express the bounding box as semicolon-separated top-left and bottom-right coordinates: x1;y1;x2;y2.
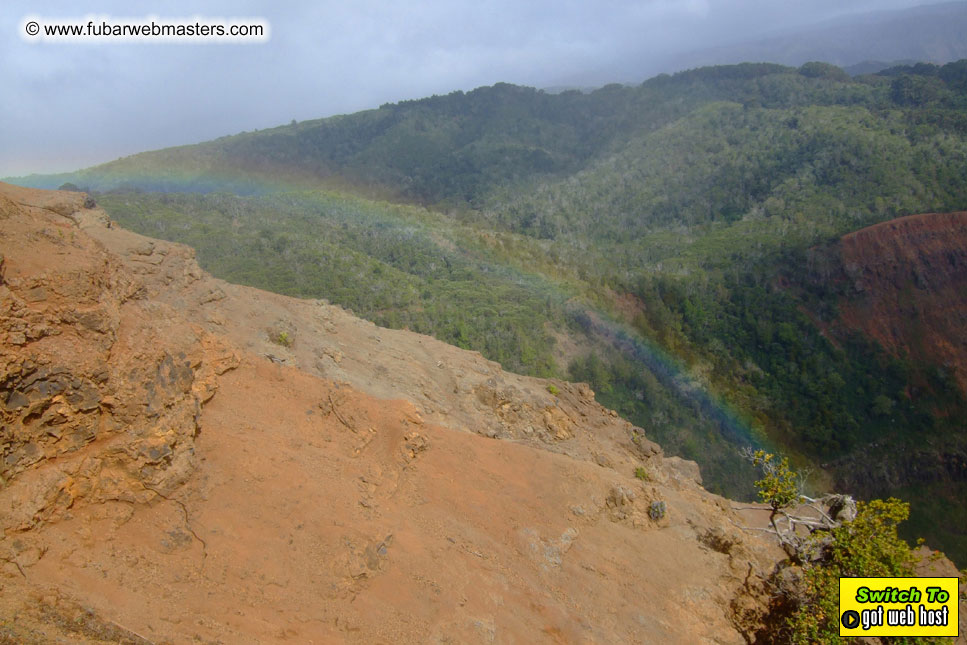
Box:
840;577;959;638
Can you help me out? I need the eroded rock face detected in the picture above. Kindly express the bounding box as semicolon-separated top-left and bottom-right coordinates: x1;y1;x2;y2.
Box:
0;190;237;531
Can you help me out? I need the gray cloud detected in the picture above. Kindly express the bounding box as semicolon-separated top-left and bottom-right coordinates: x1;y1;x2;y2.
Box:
0;0;942;176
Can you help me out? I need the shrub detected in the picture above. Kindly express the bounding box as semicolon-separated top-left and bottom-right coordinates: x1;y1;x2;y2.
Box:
751;450;801;510
649;500;666;520
275;331;292;347
780;498;950;644
635;467;649;481
749;452;949;644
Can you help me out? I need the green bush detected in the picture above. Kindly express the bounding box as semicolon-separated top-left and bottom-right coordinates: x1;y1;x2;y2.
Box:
782;498;949;644
752;454;950;644
752;450;801;510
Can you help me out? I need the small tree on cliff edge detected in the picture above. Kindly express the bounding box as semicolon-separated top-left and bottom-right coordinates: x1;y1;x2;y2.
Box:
749;450;951;644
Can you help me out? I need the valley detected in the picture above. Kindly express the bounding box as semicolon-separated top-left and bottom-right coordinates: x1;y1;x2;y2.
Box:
14;61;967;563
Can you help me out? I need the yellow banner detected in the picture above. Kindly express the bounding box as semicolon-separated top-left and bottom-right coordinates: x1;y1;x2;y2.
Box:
840;577;959;637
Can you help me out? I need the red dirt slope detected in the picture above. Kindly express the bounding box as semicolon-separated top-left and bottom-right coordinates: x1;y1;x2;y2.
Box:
0;182;790;643
837;211;967;393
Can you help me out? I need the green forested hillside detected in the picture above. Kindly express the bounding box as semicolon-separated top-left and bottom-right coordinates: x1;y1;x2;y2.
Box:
31;61;967;201
18;60;967;562
98;190;564;375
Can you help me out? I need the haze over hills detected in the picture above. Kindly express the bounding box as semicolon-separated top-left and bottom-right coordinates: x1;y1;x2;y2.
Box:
625;1;967;84
10;59;967;565
4;1;963;180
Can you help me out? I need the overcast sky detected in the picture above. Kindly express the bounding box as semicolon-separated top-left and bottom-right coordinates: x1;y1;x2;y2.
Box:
0;0;945;177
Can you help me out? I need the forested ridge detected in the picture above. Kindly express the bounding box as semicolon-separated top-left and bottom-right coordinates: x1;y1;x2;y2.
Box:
16;60;967;562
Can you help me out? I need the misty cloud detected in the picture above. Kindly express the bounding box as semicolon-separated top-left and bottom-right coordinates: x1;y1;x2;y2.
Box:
0;0;945;176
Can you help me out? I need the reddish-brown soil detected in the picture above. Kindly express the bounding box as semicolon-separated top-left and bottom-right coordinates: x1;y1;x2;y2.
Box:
2;183;963;643
836;211;967;393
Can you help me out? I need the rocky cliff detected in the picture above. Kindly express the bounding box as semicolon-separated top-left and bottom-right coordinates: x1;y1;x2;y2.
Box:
0;185;238;531
0;183;953;643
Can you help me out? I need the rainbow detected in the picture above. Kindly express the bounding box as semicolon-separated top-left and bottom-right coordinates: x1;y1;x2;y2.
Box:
11;164;773;474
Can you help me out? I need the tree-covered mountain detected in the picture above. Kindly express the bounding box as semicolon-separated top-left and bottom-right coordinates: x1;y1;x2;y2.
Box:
11;60;967;562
